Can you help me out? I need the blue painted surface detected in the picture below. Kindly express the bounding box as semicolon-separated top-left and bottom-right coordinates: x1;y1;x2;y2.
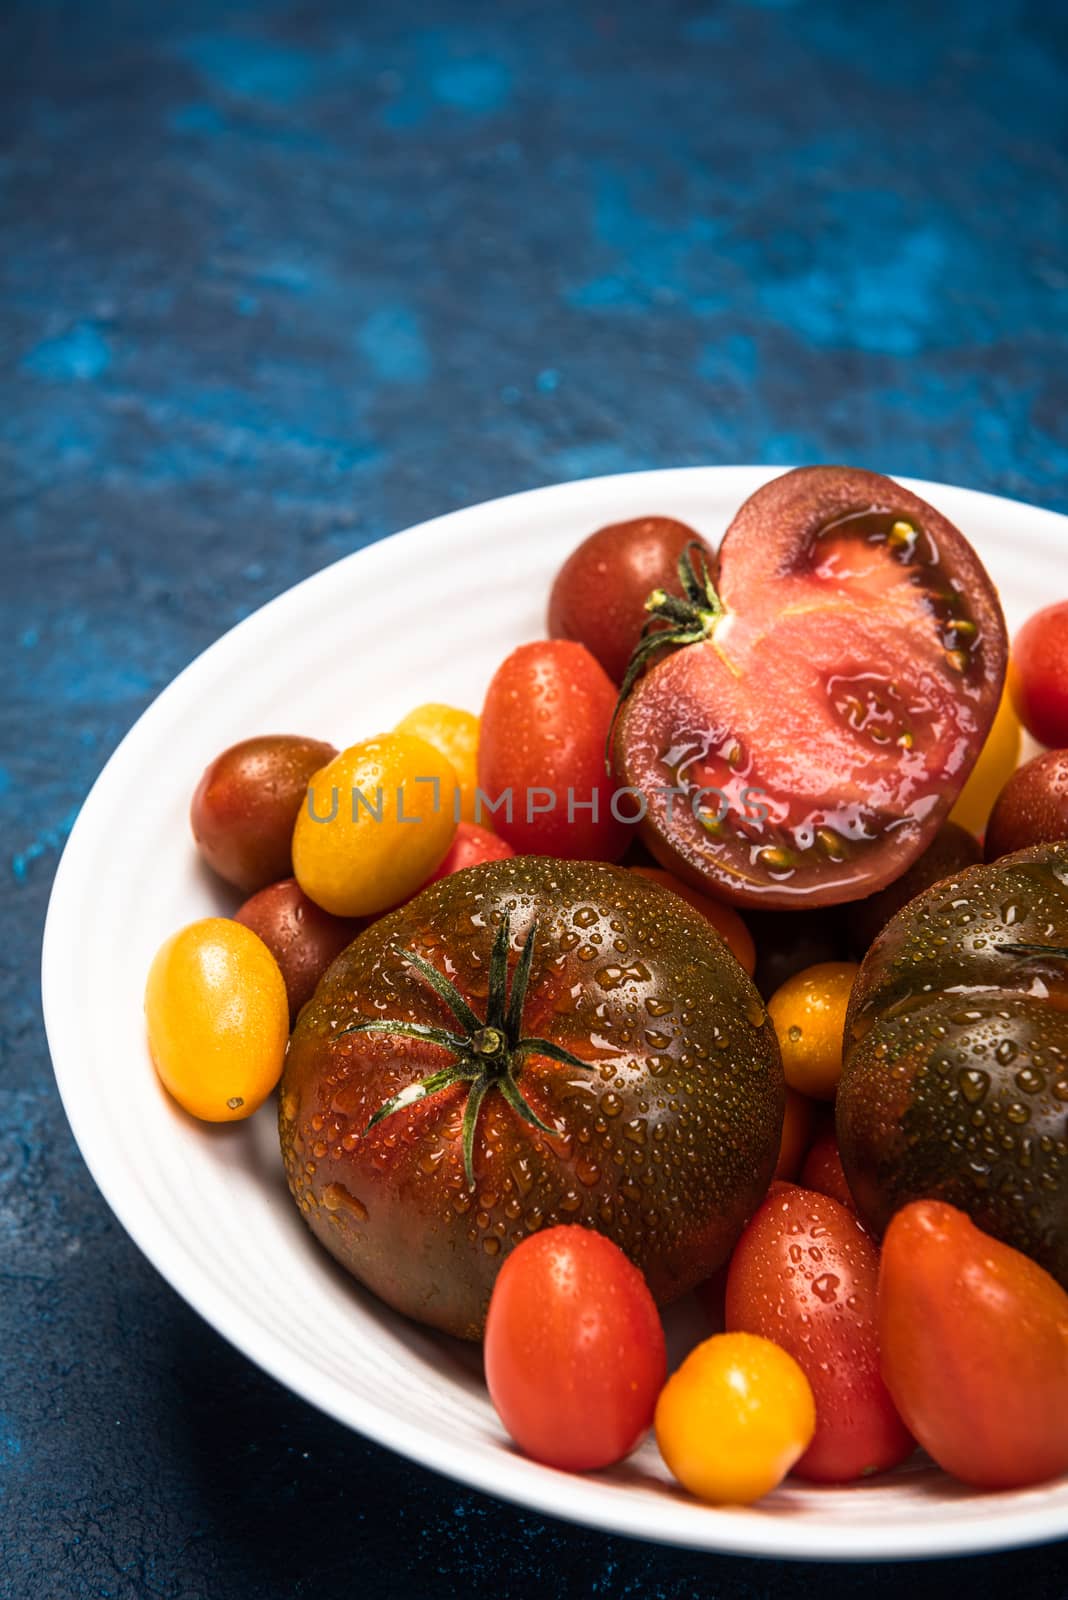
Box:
3;0;1067;1593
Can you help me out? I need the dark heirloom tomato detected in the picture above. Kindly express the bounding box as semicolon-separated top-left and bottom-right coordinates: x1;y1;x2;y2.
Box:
280;858;783;1339
548;516;717;685
844;820;981;955
613;468;1007;909
838;842;1068;1286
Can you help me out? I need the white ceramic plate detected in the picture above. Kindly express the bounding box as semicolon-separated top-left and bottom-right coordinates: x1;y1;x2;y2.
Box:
43;467;1068;1561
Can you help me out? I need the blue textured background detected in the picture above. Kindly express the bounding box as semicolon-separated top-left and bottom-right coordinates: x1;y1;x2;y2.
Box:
4;0;1068;1594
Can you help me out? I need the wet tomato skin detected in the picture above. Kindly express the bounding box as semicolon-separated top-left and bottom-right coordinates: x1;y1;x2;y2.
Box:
725;1184;913;1482
280;858;784;1339
395;703;482;825
656;1332;816;1505
615;467;1007;909
879;1201;1068;1489
484;1226;666;1471
985;750;1068;861
428;821;514;882
1013;600;1068;748
145;918;290;1121
191;734;338;893
292;734;459;917
234;878;362;1023
629;865;755;975
549;516;717;685
479;641;629;860
845;821;981;955
838;842;1068;1288
799;1121;855;1210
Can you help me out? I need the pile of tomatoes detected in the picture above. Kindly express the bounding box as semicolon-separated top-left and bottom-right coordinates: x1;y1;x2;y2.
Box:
145;468;1068;1509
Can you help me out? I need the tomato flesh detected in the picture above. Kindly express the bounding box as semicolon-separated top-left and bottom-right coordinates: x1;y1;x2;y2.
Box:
616;469;1007;907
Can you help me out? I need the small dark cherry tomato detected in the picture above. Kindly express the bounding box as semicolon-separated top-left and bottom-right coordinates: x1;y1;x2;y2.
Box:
549;516;717;685
478;641;629;860
985;749;1068;860
879;1201;1068;1489
234;878;361;1023
1012;600;1068;747
191;734;337;893
429;821;515;882
484;1226;666;1471
726;1184;913;1482
799;1120;855;1210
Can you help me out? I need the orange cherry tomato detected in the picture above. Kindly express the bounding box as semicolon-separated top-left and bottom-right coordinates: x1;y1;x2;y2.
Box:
767;961;859;1100
144;918;289;1121
629;866;755;975
879;1201;1068;1490
655;1332;816;1505
292;733;458;916
395;703;482;824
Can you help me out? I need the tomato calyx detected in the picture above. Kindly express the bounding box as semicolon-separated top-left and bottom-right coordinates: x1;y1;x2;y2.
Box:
344;916;590;1189
606;542;724;767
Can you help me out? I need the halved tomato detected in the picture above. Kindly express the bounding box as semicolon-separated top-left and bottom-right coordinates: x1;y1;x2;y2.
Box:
614;468;1007;908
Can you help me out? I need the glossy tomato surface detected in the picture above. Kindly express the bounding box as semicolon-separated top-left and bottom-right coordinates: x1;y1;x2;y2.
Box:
429;820;514;882
844;820;981;954
234;878;362;1022
478;641;629;859
879;1201;1068;1489
280;858;783;1338
191;734;338;893
725;1184;912;1482
615;468;1007;908
839;842;1068;1286
548;516;717;685
484;1226;665;1471
1013;600;1068;748
985;750;1068;861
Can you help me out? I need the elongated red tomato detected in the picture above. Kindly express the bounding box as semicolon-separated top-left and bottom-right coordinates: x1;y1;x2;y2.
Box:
479;641;630;859
615;468;1007;908
880;1201;1068;1490
725;1184;912;1482
484;1226;666;1471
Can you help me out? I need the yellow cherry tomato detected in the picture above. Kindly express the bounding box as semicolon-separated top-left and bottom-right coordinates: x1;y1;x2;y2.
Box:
145;918;289;1121
394;703;482;825
655;1332;816;1505
292;733;458;916
949;685;1022;839
767;961;859;1100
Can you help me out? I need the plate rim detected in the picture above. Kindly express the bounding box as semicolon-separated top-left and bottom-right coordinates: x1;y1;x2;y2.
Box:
41;464;1068;1562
